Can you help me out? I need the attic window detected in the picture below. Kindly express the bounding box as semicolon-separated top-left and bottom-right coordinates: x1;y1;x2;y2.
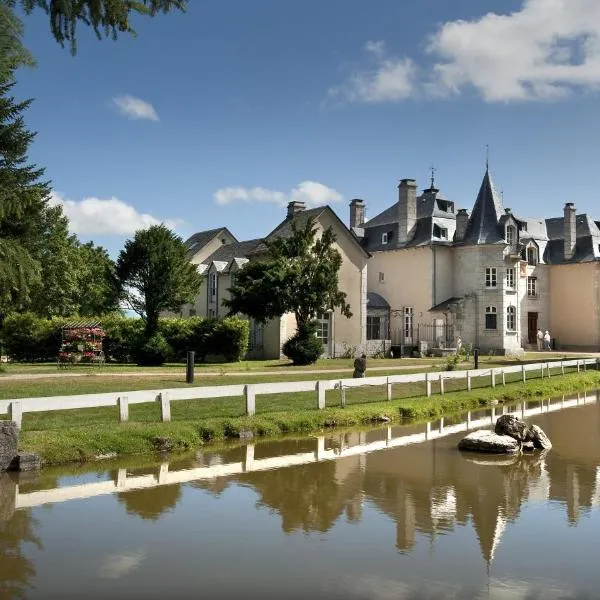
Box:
382;232;389;244
433;224;448;239
437;200;454;213
221;238;227;245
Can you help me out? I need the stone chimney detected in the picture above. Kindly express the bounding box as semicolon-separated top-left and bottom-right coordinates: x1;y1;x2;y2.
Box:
349;199;365;229
564;202;576;261
287;201;306;218
398;179;417;245
455;208;469;242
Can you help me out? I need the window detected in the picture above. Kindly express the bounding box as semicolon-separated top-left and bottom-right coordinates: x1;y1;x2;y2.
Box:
382;232;388;244
506;306;516;331
404;307;414;340
249;320;263;351
485;267;497;288
367;316;381;340
433;224;448;239
208;309;216;318
527;276;537;297
379;272;385;283
209;272;218;299
527;246;538;266
505;267;515;289
315;313;330;345
485;306;497;330
506;225;515;245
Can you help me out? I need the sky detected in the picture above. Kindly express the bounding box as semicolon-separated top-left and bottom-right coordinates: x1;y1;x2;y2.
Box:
13;0;600;256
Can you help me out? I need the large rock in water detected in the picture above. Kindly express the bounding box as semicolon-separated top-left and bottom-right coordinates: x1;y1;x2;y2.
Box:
0;421;19;471
529;424;552;450
495;414;531;442
458;430;520;454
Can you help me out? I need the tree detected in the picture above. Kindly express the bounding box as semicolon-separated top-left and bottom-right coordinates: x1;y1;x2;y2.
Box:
224;217;352;362
11;0;186;53
0;3;50;318
115;224;202;337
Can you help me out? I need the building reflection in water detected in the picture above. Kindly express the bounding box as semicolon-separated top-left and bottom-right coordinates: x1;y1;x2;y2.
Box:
3;392;600;577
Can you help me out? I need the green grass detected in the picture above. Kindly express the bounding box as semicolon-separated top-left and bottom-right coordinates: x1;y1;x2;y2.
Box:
15;368;600;466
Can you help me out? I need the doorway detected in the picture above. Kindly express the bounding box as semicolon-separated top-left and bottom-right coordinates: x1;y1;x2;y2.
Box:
527;312;538;344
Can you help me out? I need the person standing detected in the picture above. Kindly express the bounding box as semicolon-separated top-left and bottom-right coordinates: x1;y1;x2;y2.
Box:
537;329;544;351
544;330;552;351
353;354;367;378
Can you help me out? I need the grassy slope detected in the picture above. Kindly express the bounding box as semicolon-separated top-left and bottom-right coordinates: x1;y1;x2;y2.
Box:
18;369;600;466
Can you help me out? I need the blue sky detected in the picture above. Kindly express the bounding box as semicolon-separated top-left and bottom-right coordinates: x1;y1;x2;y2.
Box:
13;0;600;256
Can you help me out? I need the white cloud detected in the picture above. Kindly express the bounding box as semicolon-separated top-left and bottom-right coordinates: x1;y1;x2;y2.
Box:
99;550;146;579
328;0;600;103
214;181;343;208
326;41;417;104
111;95;159;121
49;191;182;235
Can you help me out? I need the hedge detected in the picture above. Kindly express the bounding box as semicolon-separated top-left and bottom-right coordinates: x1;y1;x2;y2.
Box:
0;313;250;364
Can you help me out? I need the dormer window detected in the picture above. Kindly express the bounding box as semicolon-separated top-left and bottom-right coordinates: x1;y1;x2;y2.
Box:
382;232;388;244
437;200;454;213
433;224;448;239
527;246;538;266
506;225;516;245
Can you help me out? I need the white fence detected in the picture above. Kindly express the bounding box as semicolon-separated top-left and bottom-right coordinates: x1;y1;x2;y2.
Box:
13;390;600;510
0;358;598;429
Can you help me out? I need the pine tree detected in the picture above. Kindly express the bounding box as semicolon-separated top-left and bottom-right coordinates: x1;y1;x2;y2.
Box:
0;3;50;316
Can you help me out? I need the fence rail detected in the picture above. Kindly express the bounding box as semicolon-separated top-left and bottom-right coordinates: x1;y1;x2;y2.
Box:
1;358;598;429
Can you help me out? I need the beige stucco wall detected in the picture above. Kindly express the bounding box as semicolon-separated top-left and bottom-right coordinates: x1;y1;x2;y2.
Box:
550;262;600;350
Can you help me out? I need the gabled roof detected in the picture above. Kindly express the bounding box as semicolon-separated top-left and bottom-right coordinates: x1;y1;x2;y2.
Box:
461;169;505;245
543;213;600;264
184;227;236;258
250;206;370;258
203;238;263;265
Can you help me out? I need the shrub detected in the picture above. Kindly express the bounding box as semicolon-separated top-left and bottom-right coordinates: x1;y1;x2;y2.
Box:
0;313;66;361
283;324;323;366
135;333;172;366
101;314;144;363
159;317;197;361
212;317;249;362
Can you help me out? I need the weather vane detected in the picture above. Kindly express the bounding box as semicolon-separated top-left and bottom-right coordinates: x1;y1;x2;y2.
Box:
429;163;436;189
485;144;490;170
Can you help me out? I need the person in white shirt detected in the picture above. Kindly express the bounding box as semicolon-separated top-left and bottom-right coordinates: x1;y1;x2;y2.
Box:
537;329;544;351
544;330;552;351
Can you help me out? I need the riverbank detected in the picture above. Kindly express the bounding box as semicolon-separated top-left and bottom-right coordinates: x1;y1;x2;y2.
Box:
17;370;600;466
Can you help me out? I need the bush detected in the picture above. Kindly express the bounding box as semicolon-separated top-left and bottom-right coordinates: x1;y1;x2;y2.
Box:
212;317;250;362
0;313;66;361
101;314;144;363
283;325;323;366
158;317;197;361
135;333;172;366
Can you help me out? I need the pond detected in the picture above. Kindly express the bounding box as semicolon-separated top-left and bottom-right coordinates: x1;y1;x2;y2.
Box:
1;391;599;599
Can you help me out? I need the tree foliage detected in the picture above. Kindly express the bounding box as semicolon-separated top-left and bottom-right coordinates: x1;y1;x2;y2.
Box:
115;224;203;336
224;217;352;336
11;0;186;53
0;3;50;315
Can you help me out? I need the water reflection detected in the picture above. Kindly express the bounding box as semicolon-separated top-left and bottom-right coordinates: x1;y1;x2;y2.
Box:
1;392;600;598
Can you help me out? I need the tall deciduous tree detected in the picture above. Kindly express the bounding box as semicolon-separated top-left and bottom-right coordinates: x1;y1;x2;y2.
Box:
0;2;50;317
11;0;186;53
115;224;202;336
224;218;352;336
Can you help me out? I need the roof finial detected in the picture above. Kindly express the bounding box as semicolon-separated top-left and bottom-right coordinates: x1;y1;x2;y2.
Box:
486;144;489;171
430;163;436;189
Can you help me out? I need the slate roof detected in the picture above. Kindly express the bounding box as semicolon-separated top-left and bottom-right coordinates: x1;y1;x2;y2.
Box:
203;238;263;265
461;169;505;245
543;214;600;263
184;227;233;257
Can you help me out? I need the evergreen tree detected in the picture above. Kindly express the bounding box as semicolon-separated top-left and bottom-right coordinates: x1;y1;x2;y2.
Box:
11;0;186;53
0;2;50;317
116;224;202;337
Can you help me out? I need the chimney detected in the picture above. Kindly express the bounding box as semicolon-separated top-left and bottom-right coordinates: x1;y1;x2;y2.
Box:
287;201;306;218
455;208;469;242
398;179;417;245
349;199;365;229
564;202;576;261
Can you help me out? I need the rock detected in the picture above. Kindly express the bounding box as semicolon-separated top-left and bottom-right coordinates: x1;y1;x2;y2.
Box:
238;429;254;440
375;415;391;423
152;436;174;452
495;414;530;443
529;424;553;450
8;452;43;472
0;421;19;471
522;441;535;452
458;430;520;454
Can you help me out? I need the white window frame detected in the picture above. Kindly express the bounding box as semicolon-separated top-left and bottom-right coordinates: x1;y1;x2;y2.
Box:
403;307;414;341
527;246;538;266
505;267;515;289
209;272;218;299
485;306;497;330
485;267;497;288
366;316;381;341
382;232;388;245
315;313;330;346
506;305;516;331
506;225;515;245
527;276;537;297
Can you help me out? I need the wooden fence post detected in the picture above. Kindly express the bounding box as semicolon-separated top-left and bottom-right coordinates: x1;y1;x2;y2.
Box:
245;384;256;416
339;381;346;408
561;360;565;375
522;365;526;383
577;360;580;372
386;378;393;401
439;375;445;395
9;400;22;429
425;373;432;397
316;380;326;410
583;359;587;371
540;363;544;379
159;392;171;422
546;363;551;378
491;369;496;388
501;370;506;386
467;370;472;391
118;395;129;422
439;417;444;433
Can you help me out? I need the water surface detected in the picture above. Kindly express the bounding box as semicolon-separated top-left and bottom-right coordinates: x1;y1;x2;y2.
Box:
1;392;600;599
